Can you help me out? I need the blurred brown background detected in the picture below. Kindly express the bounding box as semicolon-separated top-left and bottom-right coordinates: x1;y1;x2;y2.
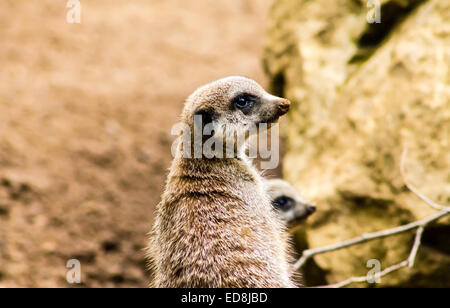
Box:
1;0;449;288
0;0;272;287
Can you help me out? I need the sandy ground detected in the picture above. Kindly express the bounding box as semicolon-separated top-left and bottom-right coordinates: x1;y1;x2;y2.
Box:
0;0;273;287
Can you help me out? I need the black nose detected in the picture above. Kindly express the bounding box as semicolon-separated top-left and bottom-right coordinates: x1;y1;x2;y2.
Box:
307;206;316;214
277;99;290;115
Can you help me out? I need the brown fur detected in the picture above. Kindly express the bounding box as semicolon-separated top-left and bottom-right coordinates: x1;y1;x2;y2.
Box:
149;76;295;288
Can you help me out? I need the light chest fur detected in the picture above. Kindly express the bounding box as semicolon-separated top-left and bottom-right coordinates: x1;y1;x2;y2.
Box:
150;155;294;287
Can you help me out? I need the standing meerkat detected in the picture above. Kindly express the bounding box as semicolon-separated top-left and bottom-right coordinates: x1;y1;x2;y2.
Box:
266;179;316;228
149;76;296;288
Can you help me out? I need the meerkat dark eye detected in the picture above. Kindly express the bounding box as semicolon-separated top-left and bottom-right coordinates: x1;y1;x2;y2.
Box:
194;108;217;129
232;94;257;111
273;196;295;211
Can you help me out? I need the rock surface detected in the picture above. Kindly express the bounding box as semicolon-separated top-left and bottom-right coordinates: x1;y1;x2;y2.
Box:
264;0;450;287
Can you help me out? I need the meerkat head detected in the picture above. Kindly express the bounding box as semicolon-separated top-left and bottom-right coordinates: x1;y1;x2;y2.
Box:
180;76;290;157
266;179;316;228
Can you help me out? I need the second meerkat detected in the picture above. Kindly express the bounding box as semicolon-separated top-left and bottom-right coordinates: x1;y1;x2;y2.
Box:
150;76;295;288
266;179;316;227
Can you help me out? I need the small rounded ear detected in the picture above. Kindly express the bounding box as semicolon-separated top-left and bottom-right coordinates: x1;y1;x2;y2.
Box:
193;108;217;130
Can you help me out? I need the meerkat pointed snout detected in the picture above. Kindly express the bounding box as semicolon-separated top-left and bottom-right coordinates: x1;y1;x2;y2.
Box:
270;96;291;118
266;179;316;228
183;76;290;123
181;76;291;151
149;76;296;288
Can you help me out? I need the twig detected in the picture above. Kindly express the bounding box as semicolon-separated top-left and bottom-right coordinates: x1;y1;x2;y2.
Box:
322;225;426;288
321;261;409;288
400;145;450;211
407;225;424;268
293;210;448;270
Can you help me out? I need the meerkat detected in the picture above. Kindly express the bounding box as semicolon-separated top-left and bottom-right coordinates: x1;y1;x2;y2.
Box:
265;179;316;228
149;76;296;288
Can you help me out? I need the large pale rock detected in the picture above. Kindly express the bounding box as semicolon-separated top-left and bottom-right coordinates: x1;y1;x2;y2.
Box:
264;0;450;287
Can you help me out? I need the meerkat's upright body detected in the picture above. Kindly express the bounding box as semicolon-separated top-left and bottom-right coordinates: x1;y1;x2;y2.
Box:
150;76;295;288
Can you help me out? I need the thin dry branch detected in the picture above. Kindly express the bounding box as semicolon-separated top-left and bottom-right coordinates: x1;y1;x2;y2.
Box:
293;210;448;270
322;260;409;288
400;145;450;211
295;145;449;287
407;225;424;268
322;225;426;288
